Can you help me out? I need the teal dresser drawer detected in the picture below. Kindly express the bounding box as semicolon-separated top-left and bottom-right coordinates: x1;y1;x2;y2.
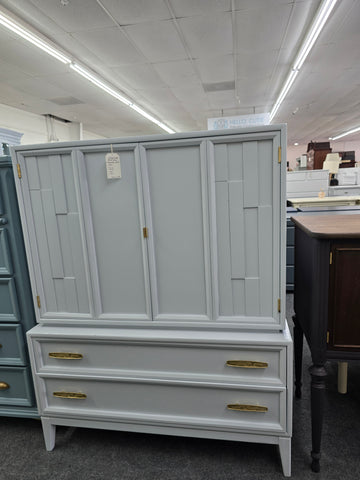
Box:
0;278;20;322
0;366;34;406
0;228;13;276
0;324;26;365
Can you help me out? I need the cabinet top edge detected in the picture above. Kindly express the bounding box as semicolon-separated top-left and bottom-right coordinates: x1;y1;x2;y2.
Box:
11;124;286;154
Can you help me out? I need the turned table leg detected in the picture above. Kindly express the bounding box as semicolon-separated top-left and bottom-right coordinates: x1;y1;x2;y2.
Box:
309;364;327;473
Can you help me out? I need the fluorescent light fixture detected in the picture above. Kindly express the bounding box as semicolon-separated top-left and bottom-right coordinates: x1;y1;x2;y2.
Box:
293;0;337;70
270;0;337;122
330;126;360;141
70;63;175;134
0;9;176;134
0;12;71;64
270;70;299;122
70;63;132;106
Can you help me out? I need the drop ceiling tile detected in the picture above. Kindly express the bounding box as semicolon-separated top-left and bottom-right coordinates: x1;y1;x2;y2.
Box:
0;38;67;76
0;61;33;83
195;54;234;83
207;90;237;109
235;3;294;54
136;87;182;107
111;63;165;89
124;20;187;62
10;77;69;100
72;27;145;66
27;0;114;32
152;60;200;87
170;0;231;17
100;0;171;24
178;12;232;57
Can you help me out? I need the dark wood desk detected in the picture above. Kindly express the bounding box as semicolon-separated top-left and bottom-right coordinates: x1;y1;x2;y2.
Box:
292;214;360;472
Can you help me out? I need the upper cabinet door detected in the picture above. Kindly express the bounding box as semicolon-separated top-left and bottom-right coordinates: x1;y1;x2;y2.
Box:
140;140;212;322
17;150;92;320
208;132;284;328
76;146;151;321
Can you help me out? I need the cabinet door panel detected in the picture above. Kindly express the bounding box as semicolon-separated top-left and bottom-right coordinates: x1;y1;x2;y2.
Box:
78;146;151;320
209;134;282;326
19;152;92;318
141;141;211;321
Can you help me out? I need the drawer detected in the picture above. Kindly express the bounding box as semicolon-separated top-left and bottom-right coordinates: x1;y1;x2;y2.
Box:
0;366;34;406
0;229;13;276
33;340;286;385
286;226;295;246
39;377;286;434
0;324;26;365
0;278;20;322
286;265;294;284
286;246;294;265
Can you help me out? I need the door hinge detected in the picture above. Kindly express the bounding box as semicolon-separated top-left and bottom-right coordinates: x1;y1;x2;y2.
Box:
278;298;281;312
16;164;22;179
36;295;41;309
327;331;330;343
330;251;333;265
278;146;281;164
143;227;148;238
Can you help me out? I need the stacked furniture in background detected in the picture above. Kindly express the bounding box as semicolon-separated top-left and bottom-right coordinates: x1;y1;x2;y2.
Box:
12;126;293;476
0;151;37;417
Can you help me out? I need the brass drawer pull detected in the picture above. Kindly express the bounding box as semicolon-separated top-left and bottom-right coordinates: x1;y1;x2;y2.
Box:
227;404;268;412
49;353;83;360
53;391;87;399
226;360;268;368
0;382;10;390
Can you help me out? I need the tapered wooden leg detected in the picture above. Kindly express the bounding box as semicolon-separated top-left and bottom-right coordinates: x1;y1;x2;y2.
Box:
338;361;348;394
41;417;56;451
279;437;291;477
309;364;327;473
293;315;304;398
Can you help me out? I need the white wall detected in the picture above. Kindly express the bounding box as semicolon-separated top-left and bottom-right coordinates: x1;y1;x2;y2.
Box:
287;141;360;170
0;103;105;146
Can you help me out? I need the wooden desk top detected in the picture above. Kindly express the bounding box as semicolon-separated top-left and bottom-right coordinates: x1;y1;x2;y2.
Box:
291;214;360;238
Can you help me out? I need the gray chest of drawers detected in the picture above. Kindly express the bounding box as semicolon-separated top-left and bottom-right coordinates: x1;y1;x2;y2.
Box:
12;125;292;476
0;155;37;417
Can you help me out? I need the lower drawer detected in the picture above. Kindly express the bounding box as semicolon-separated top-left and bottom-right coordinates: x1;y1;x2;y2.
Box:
39;377;286;434
0;366;34;406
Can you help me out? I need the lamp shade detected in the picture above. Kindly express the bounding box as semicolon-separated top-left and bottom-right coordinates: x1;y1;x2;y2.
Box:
323;153;341;174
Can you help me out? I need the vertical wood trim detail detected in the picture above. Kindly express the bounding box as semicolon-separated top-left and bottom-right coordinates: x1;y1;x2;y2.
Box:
75;151;101;317
139;144;160;320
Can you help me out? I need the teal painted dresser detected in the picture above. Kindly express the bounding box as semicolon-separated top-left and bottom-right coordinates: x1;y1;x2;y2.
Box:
0;152;38;417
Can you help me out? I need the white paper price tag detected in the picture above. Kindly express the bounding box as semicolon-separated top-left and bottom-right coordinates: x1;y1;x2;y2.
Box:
105;152;121;179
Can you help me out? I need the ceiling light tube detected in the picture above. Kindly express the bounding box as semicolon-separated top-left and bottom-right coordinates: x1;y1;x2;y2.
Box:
270;0;337;122
130;104;175;134
330;126;360;141
70;63;132;106
270;70;299;122
0;12;71;64
70;63;175;134
293;0;337;70
0;9;176;134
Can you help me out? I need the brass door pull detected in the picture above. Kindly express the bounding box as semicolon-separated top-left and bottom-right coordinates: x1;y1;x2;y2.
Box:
53;391;87;399
49;353;83;359
0;382;10;390
226;360;268;368
227;404;268;412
